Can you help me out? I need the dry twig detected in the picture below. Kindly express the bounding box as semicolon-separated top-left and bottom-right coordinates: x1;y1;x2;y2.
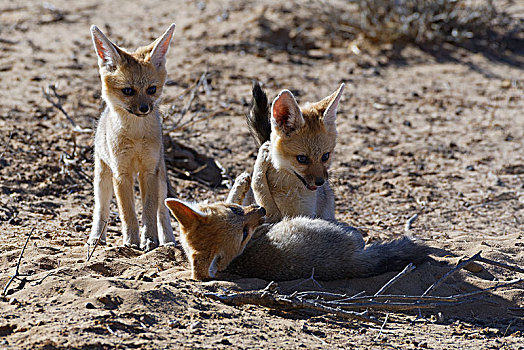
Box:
374;263;415;296
293;267;324;289
205;289;381;324
42;84;91;133
207;252;523;325
0;130;14;160
477;256;524;274
168;71;208;132
86;220;108;262
422;251;482;297
405;213;419;232
3;228;35;296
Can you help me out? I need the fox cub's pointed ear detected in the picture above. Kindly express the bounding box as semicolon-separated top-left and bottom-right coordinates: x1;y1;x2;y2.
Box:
322;83;345;126
165;198;204;229
90;25;122;72
150;23;176;68
271;90;304;135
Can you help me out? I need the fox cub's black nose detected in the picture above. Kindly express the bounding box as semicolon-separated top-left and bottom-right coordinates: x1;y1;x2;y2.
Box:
314;178;325;186
258;206;266;215
139;104;149;113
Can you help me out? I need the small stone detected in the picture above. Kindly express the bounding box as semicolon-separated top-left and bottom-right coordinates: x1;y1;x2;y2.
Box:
85;302;96;309
97;296;110;305
190;321;202;330
141;276;153;282
168;320;180;328
135;272;145;281
8;298;18;305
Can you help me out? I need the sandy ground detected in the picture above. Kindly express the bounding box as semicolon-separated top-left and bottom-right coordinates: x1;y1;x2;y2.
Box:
1;0;523;348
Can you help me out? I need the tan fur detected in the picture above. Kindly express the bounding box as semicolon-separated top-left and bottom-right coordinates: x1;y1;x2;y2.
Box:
165;198;266;280
88;24;177;251
165;175;429;281
247;84;344;222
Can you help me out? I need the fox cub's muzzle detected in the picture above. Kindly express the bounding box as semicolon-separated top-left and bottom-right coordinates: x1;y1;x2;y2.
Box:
245;205;266;225
128;102;153;116
294;167;329;191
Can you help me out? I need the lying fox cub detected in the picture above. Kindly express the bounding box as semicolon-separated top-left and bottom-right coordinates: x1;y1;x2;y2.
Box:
165;175;429;281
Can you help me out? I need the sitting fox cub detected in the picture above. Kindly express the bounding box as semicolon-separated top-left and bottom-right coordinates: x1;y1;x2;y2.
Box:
165;175;429;281
243;82;345;222
88;24;177;250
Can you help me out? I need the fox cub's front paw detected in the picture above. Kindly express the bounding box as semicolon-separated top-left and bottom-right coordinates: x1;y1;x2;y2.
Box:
87;235;106;246
258;141;271;161
235;172;252;188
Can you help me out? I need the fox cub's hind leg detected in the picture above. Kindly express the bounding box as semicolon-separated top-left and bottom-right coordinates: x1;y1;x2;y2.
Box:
157;163;175;245
88;157;113;245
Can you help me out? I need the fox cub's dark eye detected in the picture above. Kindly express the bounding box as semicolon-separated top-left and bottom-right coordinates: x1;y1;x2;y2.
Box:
229;206;244;216
242;226;249;241
122;87;135;96
147;86;157;95
321;152;330;162
296;155;308;164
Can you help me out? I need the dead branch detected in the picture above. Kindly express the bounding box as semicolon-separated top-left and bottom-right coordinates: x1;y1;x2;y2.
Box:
405;213;419;232
295;291;355;301
204;290;381;324
324;299;476;311
42;84;91;133
477;256;524;274
375;313;389;340
374;263;415;296
422;251;482;297
452;278;523;300
206;252;522;324
3;228;35;296
293;267;324;289
0;130;14;160
328;294;458;304
168;71;208;132
169;108;225;133
86;220;108;262
31;267;69;286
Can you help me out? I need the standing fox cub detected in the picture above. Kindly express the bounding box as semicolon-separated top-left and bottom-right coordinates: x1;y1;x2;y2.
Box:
88;24;177;250
244;82;345;222
165;175;429;281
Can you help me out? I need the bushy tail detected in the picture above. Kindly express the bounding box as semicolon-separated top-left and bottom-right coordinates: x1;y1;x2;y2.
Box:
353;236;430;278
246;81;271;147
